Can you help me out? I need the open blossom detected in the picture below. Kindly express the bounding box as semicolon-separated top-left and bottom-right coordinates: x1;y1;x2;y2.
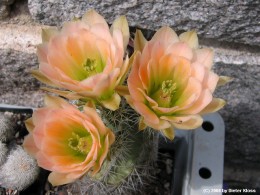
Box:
126;27;226;140
23;96;115;186
33;10;130;110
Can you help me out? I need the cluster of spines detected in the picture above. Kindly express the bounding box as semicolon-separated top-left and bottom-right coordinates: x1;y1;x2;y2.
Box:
0;145;40;191
0;113;40;191
68;99;159;195
0;142;8;166
0;113;15;142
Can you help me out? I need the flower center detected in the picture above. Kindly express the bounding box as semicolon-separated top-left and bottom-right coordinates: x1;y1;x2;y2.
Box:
68;132;92;155
150;80;177;108
82;58;98;76
161;80;177;97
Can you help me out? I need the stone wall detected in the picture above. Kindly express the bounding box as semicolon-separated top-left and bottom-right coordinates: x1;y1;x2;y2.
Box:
27;0;260;46
1;0;259;191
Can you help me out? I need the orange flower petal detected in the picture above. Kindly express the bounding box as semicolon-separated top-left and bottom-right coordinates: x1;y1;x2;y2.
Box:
44;95;71;109
100;92;121;111
173;115;203;129
173;57;191;87
37;44;48;63
90;24;114;45
143;117;171;130
66;35;85;65
162;127;175;140
180;89;212;114
140;42;153;66
193;48;214;69
166;42;193;60
151;41;166;63
31;70;57;87
36;151;54;170
32;108;51;129
23;134;39;156
25;118;34;132
200;98;226;115
161;115;193;124
137;88;158;107
128;53;146;100
41;87;85;100
138;116;147;130
62;21;89;35
115;85;129;96
217;76;233;87
92;134;110;175
82;9;108;29
152;26;179;45
118;54;130;85
111;15;129;50
152;105;179;115
134;29;147;52
179;30;199;49
41;27;59;43
149;55;174;86
175;77;202;106
132;101;159;125
48;172;77;186
203;71;219;93
190;62;205;82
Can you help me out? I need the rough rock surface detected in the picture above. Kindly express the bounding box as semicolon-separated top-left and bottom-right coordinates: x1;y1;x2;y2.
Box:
0;0;45;108
213;63;260;189
0;49;44;108
28;0;260;46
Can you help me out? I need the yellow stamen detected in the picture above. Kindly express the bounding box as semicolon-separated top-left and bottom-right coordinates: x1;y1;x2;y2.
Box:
83;58;97;73
68;132;92;155
150;80;177;108
77;137;91;154
161;80;177;97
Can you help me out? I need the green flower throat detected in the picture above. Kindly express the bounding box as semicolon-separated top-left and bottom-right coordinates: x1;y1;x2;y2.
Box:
68;132;92;155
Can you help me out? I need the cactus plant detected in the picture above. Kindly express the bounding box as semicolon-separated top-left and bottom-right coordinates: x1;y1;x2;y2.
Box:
0;141;8;166
0;145;40;191
0;113;15;142
67;100;159;195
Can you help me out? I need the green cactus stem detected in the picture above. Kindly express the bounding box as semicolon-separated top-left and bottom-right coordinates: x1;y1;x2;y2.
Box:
68;99;159;195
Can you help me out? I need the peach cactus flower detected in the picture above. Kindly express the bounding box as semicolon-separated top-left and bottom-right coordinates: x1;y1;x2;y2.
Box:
23;95;115;186
126;27;226;140
33;10;130;110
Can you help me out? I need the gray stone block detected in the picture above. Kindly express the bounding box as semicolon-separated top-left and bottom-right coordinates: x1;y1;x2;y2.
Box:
0;49;44;108
28;0;260;46
214;62;260;169
0;24;44;108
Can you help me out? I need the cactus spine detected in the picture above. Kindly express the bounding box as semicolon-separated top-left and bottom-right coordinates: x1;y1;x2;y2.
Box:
0;113;40;191
0;145;40;191
0;113;15;142
69;99;158;194
0;142;8;166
